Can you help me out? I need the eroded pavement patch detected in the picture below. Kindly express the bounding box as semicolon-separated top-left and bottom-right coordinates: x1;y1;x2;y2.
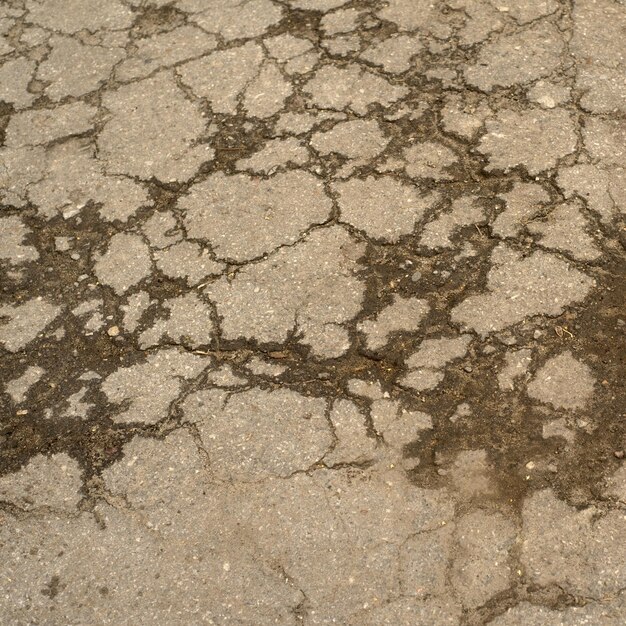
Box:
1;0;626;624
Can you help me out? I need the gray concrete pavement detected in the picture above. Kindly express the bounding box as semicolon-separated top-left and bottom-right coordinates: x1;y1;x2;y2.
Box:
1;0;625;624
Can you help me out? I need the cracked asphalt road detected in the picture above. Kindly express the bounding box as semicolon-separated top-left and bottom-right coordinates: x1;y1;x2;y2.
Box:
1;0;626;624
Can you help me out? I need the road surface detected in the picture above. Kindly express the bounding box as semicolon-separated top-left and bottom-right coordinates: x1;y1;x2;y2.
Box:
1;0;625;624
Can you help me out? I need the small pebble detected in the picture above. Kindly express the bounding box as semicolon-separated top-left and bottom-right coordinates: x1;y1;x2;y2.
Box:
54;236;72;252
456;403;471;417
614;450;625;459
411;271;422;282
70;252;80;261
536;95;556;109
107;326;120;337
463;365;473;373
402;457;420;470
62;207;80;219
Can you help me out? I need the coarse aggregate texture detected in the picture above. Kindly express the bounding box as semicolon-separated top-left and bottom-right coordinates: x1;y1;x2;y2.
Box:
0;0;625;624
